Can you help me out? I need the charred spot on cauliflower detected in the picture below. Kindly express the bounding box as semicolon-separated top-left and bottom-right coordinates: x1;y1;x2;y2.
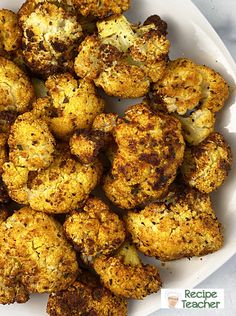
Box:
153;58;229;115
33;73;105;139
0;57;35;113
125;184;223;261
0;207;79;303
181;132;232;193
103;102;185;209
73;0;130;18
64;197;126;257
8;112;55;171
2;146;103;213
0;177;10;205
0;9;22;55
94;241;162;299
19;1;83;77
75;14;169;98
47;270;128;316
69;113;118;164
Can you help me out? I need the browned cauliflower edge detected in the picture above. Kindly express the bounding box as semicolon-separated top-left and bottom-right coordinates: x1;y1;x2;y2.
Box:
69;113;118;164
47;270;128;316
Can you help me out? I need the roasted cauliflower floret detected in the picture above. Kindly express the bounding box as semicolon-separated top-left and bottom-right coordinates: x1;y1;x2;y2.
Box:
174;108;215;146
33;73;105;139
0;255;29;305
153;58;229;115
70;113;118;164
69;130;105;164
94;242;162;299
2;146;102;213
19;1;83;76
103;102;185;209
181;132;232;193
73;0;130;18
47;270;127;316
0;57;35;113
0;207;79;304
64;197;126;257
0;9;22;55
125;184;223;261
8;112;55;171
75;14;169;98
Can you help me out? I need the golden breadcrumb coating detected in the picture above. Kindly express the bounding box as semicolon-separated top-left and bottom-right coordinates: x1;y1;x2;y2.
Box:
0;57;35;113
8;112;55;171
94;242;162;299
0;207;79;304
47;270;127;316
181;133;232;193
19;1;83;76
64;197;126;257
125;184;223;261
2;146;102;213
75;15;169;98
73;0;130;18
153;58;229;115
103;102;185;209
33;73;105;139
0;9;22;54
174;108;215;145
